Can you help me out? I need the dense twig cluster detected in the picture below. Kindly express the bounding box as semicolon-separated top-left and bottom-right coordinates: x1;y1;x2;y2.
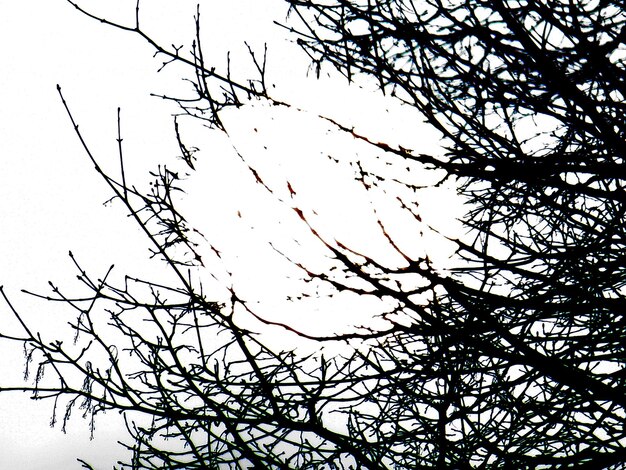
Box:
1;0;625;468
282;0;626;466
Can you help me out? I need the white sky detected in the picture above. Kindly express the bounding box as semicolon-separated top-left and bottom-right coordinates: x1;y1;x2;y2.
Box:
0;1;460;468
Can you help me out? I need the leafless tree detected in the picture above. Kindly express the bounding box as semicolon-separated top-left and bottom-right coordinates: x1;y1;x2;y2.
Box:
2;0;626;468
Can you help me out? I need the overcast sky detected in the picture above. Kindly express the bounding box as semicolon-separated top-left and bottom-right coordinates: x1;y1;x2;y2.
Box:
0;1;458;468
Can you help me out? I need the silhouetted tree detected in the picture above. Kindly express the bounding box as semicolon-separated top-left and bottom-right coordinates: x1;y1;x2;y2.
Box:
2;0;625;468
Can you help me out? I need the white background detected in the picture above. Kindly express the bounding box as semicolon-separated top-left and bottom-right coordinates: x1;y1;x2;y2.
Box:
0;1;458;468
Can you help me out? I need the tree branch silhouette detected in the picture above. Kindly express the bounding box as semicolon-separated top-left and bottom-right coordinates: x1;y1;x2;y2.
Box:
1;0;625;468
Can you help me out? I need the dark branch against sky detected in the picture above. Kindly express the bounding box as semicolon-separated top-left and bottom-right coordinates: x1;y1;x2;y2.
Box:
2;0;626;468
